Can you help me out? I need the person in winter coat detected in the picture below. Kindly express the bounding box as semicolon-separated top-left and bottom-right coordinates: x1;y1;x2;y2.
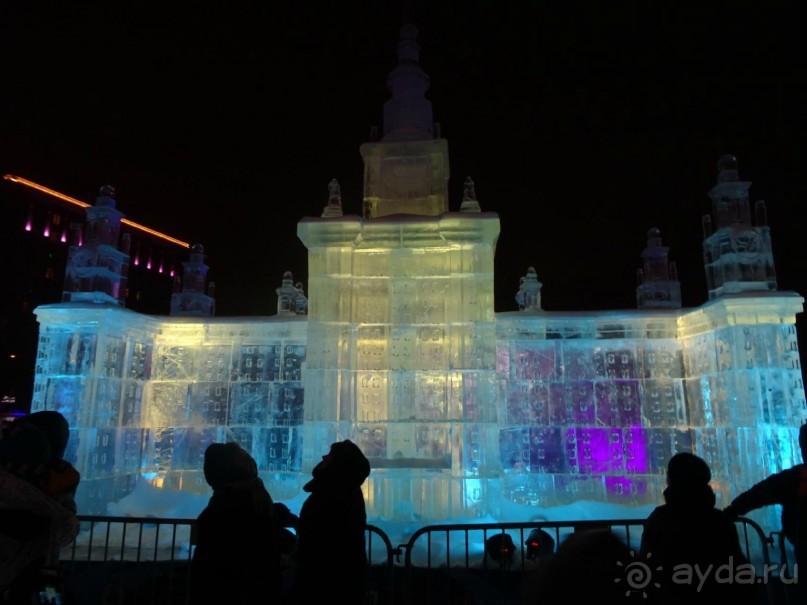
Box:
291;439;371;604
0;418;79;604
189;442;282;605
640;452;758;604
724;423;807;584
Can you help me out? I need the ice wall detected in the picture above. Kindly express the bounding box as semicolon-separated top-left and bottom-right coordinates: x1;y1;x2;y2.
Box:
32;284;806;535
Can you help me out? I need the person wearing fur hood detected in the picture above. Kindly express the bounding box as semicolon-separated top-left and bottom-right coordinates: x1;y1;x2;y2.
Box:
291;439;371;604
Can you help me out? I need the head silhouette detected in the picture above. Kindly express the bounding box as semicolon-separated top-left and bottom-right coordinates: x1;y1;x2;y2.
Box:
203;442;258;489
304;439;370;492
24;410;70;462
799;424;807;460
666;452;711;489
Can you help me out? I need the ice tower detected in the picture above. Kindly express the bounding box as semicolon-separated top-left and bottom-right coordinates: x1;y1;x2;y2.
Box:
702;154;777;298
29;24;807;535
170;243;215;317
298;24;500;519
636;228;681;310
62;185;130;305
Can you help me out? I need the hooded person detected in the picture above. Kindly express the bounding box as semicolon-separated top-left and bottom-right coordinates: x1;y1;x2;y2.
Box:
639;452;757;604
189;442;282;605
291;439;371;604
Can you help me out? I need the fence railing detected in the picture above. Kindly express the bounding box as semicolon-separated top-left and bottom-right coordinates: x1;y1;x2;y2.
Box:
58;515;791;605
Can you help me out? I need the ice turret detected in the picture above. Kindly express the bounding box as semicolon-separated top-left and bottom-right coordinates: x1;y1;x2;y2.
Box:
636;227;681;309
276;271;307;315
360;24;449;218
170;243;215;317
515;267;542;311
702;155;777;298
62;184;130;305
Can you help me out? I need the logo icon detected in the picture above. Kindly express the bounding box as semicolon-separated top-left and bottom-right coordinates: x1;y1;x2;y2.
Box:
615;550;662;598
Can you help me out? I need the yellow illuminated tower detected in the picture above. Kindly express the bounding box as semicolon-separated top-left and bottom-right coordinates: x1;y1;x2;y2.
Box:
298;24;501;519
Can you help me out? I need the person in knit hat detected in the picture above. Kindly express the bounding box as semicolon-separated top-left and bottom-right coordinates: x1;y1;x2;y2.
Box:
639;452;757;604
291;439;371;604
190;442;281;605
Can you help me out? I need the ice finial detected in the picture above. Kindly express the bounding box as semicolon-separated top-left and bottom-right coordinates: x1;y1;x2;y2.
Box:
515;266;542;311
95;184;118;209
99;184;116;199
381;22;434;141
322;178;344;218
717;154;739;183
460;176;481;212
463;177;476;201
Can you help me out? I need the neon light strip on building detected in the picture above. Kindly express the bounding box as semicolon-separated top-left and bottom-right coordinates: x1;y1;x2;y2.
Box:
4;174;190;249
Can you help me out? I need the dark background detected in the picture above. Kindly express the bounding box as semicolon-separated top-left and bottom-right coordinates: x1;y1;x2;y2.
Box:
2;2;805;336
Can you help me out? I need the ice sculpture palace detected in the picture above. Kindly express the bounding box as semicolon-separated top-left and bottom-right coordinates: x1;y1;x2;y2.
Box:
31;25;807;529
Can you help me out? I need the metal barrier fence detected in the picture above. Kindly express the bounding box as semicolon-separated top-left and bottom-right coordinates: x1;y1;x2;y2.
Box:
60;516;195;605
59;516;393;605
58;516;790;605
398;517;791;605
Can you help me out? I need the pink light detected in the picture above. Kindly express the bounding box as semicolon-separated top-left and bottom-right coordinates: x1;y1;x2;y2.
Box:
147;258;152;270
43;225;50;237
25;220;32;232
61;230;67;243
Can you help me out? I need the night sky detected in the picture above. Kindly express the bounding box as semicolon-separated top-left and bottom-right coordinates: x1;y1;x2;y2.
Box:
2;3;805;340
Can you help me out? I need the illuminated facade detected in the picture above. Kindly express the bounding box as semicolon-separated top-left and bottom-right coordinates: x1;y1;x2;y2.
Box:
30;26;806;533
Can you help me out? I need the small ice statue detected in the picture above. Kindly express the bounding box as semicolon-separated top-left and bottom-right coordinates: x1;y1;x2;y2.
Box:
294;282;308;315
322;178;344;218
515;266;542;311
460;176;481;212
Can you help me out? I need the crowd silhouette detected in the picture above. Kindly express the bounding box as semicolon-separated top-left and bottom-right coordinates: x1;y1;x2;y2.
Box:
5;416;804;605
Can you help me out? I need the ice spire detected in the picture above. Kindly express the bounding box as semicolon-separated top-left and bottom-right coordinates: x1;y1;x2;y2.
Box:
62;184;130;305
170;243;215;317
702;155;777;298
359;23;449;218
382;23;434;142
635;227;681;309
515;267;542;311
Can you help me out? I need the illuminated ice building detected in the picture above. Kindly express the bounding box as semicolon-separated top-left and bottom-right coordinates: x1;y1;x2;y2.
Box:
31;25;807;534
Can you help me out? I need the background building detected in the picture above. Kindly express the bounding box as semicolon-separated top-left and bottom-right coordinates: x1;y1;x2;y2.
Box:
0;175;190;416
